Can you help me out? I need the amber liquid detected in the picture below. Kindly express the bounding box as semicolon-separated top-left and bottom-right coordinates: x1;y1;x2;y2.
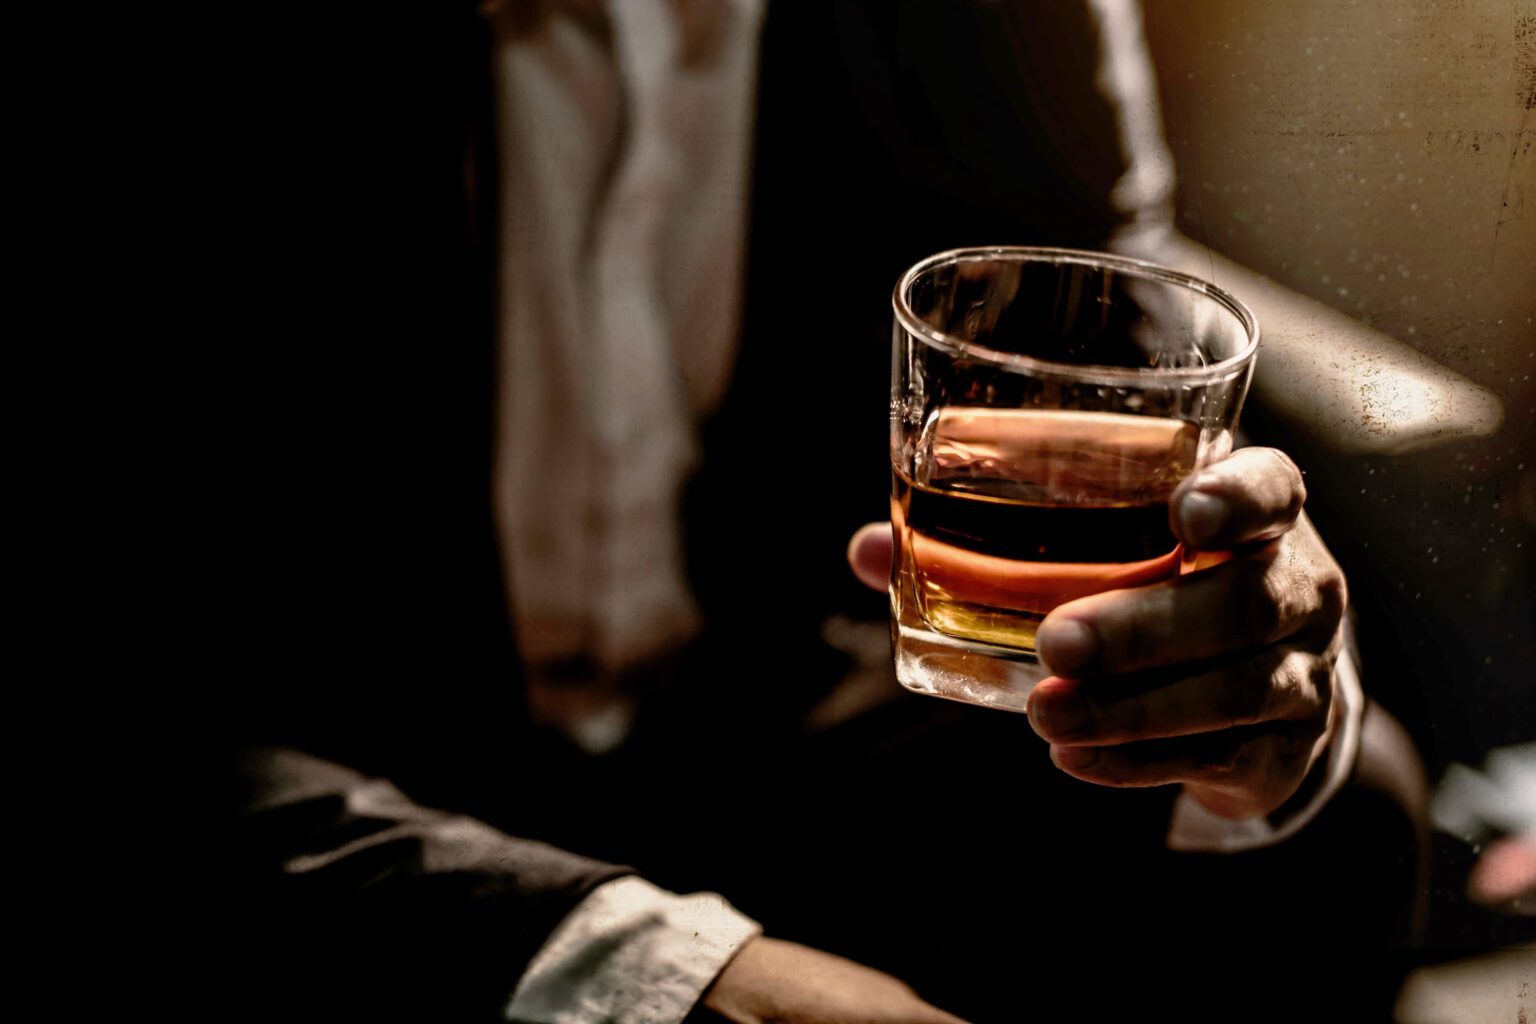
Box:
893;409;1199;653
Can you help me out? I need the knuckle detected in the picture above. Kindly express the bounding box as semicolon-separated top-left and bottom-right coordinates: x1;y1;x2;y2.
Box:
1307;656;1336;719
1214;673;1270;730
1266;653;1311;719
1314;565;1348;628
1253;538;1339;643
1239;559;1290;640
1268;448;1308;513
1271;655;1306;712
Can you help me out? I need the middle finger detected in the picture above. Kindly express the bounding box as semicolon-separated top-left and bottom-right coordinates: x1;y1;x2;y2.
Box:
1027;646;1333;746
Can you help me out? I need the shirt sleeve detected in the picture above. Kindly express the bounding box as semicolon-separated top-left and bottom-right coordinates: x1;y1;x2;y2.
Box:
505;876;762;1024
1166;643;1366;852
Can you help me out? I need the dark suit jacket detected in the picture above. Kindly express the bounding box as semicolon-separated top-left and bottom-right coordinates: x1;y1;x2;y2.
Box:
207;4;1416;1019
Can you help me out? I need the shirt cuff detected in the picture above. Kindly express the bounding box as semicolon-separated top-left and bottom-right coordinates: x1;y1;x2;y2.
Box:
1166;643;1365;852
505;875;763;1024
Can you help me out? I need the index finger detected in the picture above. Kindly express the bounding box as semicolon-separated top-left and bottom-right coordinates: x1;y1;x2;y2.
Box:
1034;526;1345;676
1170;447;1306;550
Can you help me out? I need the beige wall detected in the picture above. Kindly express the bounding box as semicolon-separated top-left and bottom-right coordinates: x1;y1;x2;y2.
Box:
1143;0;1534;401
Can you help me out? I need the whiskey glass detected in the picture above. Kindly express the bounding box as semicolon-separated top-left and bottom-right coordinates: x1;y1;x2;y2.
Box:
890;247;1259;713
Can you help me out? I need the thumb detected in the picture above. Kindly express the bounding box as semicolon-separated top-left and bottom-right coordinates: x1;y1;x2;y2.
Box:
847;522;894;592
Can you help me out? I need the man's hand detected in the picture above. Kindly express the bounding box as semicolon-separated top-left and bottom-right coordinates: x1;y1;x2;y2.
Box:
699;937;969;1024
1027;447;1345;820
848;446;1347;821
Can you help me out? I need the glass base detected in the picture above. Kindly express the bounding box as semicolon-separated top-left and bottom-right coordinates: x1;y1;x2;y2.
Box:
892;619;1045;714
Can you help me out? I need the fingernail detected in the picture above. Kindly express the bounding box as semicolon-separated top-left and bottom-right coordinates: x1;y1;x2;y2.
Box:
1178;491;1228;546
1032;692;1092;739
1053;746;1100;771
1037;619;1097;674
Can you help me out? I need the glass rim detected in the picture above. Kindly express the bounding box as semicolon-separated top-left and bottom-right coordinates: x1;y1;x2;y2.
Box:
892;245;1260;386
